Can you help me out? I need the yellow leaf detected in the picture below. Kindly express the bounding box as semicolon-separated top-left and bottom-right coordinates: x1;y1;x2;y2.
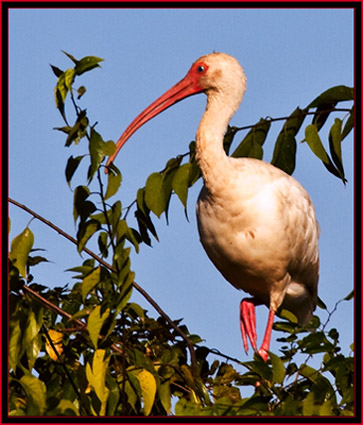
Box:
87;306;110;349
45;330;63;361
81;267;101;301
9;227;34;277
137;369;156;416
86;349;110;415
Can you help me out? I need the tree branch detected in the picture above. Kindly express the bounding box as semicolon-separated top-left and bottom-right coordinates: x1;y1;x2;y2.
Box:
233;107;352;133
9;197;197;376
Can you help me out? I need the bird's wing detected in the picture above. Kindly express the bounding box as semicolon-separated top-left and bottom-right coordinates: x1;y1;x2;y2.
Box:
277;174;320;307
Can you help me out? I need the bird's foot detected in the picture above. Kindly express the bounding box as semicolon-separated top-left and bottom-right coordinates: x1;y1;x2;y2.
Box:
240;299;275;363
239;298;258;353
257;309;275;362
257;347;269;362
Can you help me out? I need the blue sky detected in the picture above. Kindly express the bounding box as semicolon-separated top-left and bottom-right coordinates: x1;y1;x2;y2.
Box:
9;8;354;368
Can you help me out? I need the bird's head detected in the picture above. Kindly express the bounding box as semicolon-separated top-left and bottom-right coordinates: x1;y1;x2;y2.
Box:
106;52;247;171
189;52;247;103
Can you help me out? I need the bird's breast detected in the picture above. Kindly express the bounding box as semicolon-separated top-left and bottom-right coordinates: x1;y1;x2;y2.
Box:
196;182;291;303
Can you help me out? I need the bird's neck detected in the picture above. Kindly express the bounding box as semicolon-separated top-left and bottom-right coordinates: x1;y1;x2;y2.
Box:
196;95;235;193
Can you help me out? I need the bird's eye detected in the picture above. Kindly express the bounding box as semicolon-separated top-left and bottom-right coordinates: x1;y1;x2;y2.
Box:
197;65;205;73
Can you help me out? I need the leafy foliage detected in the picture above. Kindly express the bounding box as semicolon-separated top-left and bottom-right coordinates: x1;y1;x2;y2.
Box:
8;52;354;416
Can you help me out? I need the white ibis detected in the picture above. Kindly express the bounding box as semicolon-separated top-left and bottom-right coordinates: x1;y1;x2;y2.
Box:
106;53;319;361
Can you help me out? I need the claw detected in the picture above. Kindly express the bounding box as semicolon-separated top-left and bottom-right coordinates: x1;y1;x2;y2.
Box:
239;312;249;353
239;298;258;352
239;299;276;362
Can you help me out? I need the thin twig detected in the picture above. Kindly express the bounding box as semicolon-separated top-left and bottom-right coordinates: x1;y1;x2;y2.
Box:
96;168;128;412
22;285;85;330
207;348;245;366
21;283;123;355
9;197;197;376
233;107;352;132
122;199;137;220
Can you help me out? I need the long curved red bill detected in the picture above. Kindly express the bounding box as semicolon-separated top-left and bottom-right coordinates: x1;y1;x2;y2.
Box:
105;70;204;172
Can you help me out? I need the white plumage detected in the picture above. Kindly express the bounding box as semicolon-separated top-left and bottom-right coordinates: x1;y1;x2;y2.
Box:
107;52;320;360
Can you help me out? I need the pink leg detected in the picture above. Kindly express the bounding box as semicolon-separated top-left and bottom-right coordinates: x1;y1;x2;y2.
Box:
258;309;275;361
239;298;260;353
240;298;276;362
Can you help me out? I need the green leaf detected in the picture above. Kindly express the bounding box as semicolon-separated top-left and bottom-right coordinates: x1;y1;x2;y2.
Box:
273;320;298;333
50;64;63;77
116;218;128;241
341;106;354;140
53;399;79;416
319;399;334;415
54;68;76;119
270;107;308;174
269;352;286;384
24;307;43;363
65;155;85;186
284;107;308;135
311;102;337;132
73;185;90;223
91;210;111;225
125;373;140;411
302;391;316;415
88;305;110;349
137;369;157;416
20;374;46;415
62;50;78;64
64;68;75;91
233;133;263;159
278;309;298;323
144;172;169;218
75;55;104;76
110;200;122;233
106;375;120;416
232;118;270;159
127;302;145;320
10;227;34;277
125;226;141;253
116;271;134;313
307;85;354;108
77;85;86;99
9;318;22;371
159;381;172;414
299;364;319;383
299;331;334;355
63;109;89;147
244;356;272;382
271;131;296;175
104;140;117;156
222;126;238;154
304;124;346;182
104;167;122;200
136;188;148;216
172;163;190;208
81;267;101;301
135;191;159;245
317;296;327;309
88;128;106;182
188;158;201;187
98;231;109;257
54;86;65;119
28;254;49;267
344;289;354;301
329;118;345;178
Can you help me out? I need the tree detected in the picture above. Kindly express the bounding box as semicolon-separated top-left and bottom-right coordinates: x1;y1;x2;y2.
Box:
8;52;354;417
